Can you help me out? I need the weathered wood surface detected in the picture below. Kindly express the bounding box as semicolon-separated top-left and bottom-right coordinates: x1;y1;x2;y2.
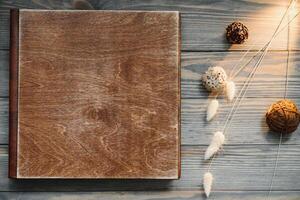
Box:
1;144;300;191
0;0;299;51
0;0;299;199
1;50;300;99
0;98;8;144
1;97;300;145
0;51;8;97
182;51;300;99
1;51;300;145
1;191;300;200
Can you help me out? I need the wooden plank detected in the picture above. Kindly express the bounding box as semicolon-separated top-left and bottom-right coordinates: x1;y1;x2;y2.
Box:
0;98;8;144
0;50;8;97
1;50;300;145
1;50;300;99
182;51;300;99
0;144;300;191
0;1;299;51
181;97;300;145
0;0;290;10
1;97;300;145
0;1;297;199
0;10;9;50
0;191;300;200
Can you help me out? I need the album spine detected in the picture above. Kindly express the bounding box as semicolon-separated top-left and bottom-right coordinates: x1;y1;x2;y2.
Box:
177;11;181;179
9;9;19;178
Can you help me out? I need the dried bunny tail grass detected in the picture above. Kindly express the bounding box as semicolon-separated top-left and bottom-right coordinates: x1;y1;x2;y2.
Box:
207;99;219;122
204;145;219;161
204;131;225;160
203;172;213;197
225;81;235;102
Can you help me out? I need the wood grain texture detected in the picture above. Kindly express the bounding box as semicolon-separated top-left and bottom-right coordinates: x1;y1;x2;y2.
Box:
1;145;300;191
181;51;300;99
1;97;300;146
0;50;9;97
0;0;299;199
1;191;300;200
0;51;299;145
0;98;8;144
2;50;300;99
0;0;299;51
14;10;180;179
181;98;300;145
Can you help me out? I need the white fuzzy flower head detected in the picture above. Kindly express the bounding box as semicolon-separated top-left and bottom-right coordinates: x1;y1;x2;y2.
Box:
225;80;235;102
206;99;219;122
204;131;225;160
203;172;213;197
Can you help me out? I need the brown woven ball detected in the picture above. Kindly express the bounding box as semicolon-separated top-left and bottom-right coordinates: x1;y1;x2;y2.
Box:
226;22;249;44
266;99;300;134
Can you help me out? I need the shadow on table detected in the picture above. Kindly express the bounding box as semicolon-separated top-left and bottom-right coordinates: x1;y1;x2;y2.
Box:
264;129;293;143
261;117;293;144
8;178;175;191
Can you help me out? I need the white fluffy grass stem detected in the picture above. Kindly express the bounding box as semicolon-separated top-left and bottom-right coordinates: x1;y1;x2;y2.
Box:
203;3;299;198
225;81;235;102
203;172;213;198
204;131;225;160
206;43;280;172
206;99;219;122
206;0;296;174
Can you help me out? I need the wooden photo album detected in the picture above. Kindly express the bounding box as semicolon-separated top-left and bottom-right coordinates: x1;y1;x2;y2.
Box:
9;9;181;179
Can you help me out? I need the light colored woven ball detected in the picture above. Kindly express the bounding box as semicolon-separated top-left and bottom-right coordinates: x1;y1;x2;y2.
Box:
202;66;227;92
266;99;300;134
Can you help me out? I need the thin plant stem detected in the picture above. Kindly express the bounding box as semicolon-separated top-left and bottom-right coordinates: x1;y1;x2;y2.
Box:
267;3;293;199
206;0;296;173
229;10;299;80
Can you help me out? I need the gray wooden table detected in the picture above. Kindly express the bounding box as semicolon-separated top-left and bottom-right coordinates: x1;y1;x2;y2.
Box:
0;0;299;199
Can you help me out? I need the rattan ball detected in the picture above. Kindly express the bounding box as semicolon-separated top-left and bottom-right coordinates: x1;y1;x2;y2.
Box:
266;99;300;134
226;22;249;44
202;66;227;92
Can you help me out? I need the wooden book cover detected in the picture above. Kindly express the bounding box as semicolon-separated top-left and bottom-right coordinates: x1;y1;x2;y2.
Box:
9;9;180;179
